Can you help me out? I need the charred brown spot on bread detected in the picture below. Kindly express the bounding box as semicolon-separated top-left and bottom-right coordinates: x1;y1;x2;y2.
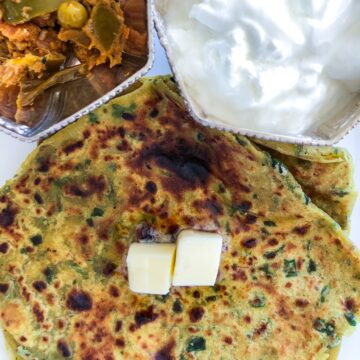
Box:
66;289;92;312
57;340;71;357
193;198;224;216
293;224;311;236
46;293;55;306
239;201;252;212
268;238;279;246
132;140;211;197
34;193;44;205
253;321;269;337
154;338;176;360
115;320;122;332
277;300;292;319
145;181;157;194
22;286;31;301
118;127;126;138
345;298;357;312
78;234;89;245
0;242;9;254
15;175;30;193
150;108;159;118
86;176;106;196
246;214;257;224
189;307;205;323
0;204;18;228
117;140;130;151
232;268;248;281
57;320;65;330
172;299;183;314
102;262;117;277
244;315;252;323
115;241;125;256
33;303;45;323
89;143;99;160
63;141;84;155
135;306;159;328
295;299;309;308
34;177;41;185
66;176;106;199
115;338;125;348
165;224;178;236
37;154;52;172
0;283;9;294
59;162;74;172
242;238;258;249
96;126;123;145
154;151;210;185
68;185;87;198
83;130;91;139
109;285;120;298
33;281;47;293
96;219;113;241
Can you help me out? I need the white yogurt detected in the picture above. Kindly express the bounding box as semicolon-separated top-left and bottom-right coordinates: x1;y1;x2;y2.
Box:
162;0;360;135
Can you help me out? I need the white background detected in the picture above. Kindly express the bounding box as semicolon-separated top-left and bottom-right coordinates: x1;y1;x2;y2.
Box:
0;37;359;359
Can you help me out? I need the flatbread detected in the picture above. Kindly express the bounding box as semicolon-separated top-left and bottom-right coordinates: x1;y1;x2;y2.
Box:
0;76;359;360
253;139;357;231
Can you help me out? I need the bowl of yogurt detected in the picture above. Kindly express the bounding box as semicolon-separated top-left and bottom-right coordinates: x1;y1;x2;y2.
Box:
153;0;360;145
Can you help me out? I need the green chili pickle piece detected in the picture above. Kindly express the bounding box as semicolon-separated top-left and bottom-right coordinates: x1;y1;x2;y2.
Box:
2;0;65;24
81;1;128;68
89;3;122;51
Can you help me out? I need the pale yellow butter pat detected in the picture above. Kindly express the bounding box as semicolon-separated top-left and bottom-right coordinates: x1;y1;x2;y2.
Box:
127;243;176;295
172;230;222;287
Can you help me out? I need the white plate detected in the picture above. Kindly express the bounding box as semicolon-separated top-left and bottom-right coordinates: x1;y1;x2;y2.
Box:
0;36;358;359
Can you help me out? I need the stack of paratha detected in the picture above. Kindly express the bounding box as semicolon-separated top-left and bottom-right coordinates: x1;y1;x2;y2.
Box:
0;76;359;359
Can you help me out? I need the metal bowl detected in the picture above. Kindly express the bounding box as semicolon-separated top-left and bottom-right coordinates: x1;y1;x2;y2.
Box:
152;0;360;146
0;0;154;143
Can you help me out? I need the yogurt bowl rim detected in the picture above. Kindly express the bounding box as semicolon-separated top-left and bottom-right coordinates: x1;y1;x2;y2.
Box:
152;0;360;146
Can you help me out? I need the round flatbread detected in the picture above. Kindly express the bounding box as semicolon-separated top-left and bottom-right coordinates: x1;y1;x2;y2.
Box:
0;76;359;360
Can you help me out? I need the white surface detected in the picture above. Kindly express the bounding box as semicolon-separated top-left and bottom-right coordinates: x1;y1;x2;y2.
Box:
0;36;359;359
173;230;223;286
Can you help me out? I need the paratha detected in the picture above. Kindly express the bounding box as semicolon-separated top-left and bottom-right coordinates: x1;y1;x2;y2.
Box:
253;139;357;232
0;76;359;360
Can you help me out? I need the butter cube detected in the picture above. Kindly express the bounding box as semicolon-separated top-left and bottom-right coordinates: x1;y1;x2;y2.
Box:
172;230;223;287
127;243;176;295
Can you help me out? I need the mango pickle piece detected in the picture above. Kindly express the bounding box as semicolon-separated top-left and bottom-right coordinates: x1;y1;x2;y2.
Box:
92;4;121;51
2;0;65;24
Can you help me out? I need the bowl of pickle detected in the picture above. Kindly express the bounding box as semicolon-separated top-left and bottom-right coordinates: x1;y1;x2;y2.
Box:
0;0;153;141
